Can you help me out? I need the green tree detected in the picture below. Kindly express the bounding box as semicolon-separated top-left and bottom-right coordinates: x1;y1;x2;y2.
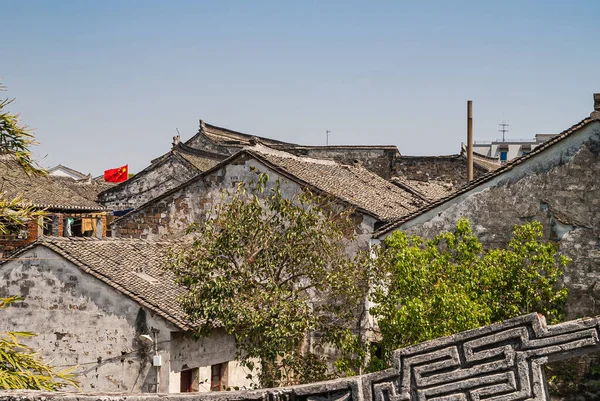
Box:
0;83;40;176
0;82;78;390
369;218;569;366
167;173;370;388
0;82;46;233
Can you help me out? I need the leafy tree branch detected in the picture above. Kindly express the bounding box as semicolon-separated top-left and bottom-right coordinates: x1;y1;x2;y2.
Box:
167;173;371;387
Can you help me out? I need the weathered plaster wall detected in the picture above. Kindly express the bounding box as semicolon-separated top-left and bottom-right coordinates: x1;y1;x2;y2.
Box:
168;331;256;392
112;155;376;246
0;247;249;393
168;330;256;392
0;247;175;392
98;156;199;211
383;122;600;322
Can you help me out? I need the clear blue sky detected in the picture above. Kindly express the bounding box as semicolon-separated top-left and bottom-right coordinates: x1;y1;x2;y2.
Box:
2;0;599;175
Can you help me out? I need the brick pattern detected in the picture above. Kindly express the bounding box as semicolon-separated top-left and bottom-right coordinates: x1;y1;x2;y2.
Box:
0;220;39;257
393;155;490;189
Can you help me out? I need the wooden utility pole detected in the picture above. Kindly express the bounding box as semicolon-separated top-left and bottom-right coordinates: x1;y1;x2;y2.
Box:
467;100;474;182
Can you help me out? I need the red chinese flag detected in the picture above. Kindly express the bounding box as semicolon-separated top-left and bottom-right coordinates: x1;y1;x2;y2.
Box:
104;165;128;183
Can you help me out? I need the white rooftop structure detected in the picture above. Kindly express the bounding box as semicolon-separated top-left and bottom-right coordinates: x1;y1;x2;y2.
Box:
473;133;558;163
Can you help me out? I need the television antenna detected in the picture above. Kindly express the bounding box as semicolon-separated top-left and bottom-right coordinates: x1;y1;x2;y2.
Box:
499;121;509;142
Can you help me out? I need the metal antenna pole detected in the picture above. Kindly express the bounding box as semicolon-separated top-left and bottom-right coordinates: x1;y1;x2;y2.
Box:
326;130;330;146
499;121;509;142
467;101;473;182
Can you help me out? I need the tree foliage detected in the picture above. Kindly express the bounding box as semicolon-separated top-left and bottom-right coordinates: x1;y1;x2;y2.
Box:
369;218;569;365
0;82;46;235
0;82;77;390
167;173;370;388
0;82;43;176
0;297;78;390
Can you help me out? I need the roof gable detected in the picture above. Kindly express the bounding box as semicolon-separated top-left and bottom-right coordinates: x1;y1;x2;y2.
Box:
113;145;429;226
4;237;189;329
98;148;217;198
376;116;600;237
47;164;88;180
186;120;402;154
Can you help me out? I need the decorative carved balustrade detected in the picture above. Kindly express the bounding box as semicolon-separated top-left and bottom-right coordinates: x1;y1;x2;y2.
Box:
1;313;599;401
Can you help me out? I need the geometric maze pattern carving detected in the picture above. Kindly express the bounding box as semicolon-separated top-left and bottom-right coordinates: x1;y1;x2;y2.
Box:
1;314;599;401
371;313;600;401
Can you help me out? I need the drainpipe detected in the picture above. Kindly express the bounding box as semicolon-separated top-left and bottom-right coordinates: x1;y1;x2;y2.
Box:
467;100;474;182
152;329;161;393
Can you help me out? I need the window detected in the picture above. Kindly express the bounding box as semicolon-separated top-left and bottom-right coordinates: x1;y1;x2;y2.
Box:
211;362;228;391
62;216;99;237
499;151;508;161
42;216;54;236
180;368;199;392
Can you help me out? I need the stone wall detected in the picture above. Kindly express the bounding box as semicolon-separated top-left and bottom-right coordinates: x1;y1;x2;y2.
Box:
0;246;253;393
282;147;398;180
393;155;489;188
98;154;200;211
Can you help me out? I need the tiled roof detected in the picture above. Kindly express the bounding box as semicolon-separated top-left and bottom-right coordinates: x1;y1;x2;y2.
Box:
99;146;223;199
112;145;430;226
246;145;428;221
200;121;296;147
173;143;224;171
391;177;454;202
47;164;88;180
0;154;105;211
12;236;190;329
464;146;503;171
190;120;401;153
376;116;599;237
51;176;115;204
177;152;220;171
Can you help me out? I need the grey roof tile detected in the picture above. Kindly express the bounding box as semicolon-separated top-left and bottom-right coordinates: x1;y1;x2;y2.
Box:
29;236;189;329
0;154;106;211
247;145;428;221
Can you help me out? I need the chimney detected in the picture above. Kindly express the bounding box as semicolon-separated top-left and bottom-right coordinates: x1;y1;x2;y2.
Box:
172;135;180;148
592;93;600;119
467;100;474;182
